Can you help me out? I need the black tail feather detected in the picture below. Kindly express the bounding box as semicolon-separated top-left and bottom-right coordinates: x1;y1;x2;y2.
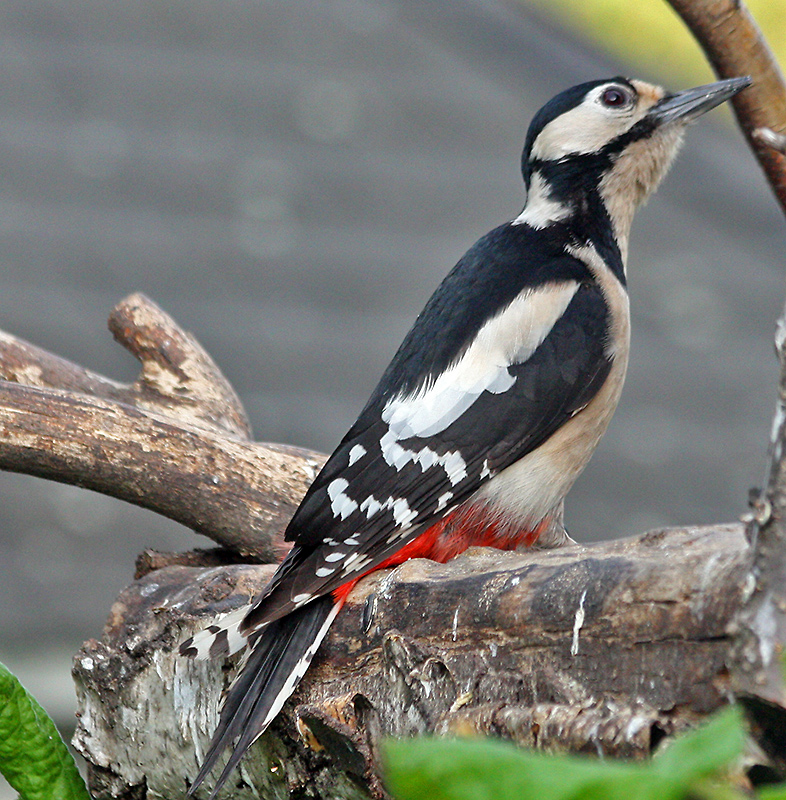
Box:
187;597;338;798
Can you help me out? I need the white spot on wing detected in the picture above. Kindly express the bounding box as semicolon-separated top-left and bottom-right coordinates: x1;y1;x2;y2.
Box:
342;553;373;574
358;493;418;527
348;444;366;466
360;495;383;518
379;434;468;486
392;497;417;526
435;491;453;512
316;566;336;578
386;527;411;544
292;592;312;604
327;478;359;520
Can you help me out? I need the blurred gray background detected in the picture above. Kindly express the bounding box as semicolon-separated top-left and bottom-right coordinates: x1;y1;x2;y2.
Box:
0;0;782;788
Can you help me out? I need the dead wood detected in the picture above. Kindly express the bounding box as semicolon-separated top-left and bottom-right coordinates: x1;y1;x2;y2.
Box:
72;523;751;799
0;293;324;561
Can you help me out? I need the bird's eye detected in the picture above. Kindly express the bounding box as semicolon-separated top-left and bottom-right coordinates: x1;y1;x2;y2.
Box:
600;86;631;108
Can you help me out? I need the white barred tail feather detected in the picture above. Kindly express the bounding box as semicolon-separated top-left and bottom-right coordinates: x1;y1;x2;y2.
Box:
180;607;250;660
187;597;341;799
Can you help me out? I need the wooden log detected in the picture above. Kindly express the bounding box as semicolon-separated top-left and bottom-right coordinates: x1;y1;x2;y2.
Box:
71;523;752;799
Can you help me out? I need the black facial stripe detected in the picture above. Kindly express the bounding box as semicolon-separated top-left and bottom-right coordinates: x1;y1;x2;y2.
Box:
603;114;660;157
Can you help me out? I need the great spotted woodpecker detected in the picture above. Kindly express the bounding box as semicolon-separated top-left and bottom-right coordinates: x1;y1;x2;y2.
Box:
181;75;750;796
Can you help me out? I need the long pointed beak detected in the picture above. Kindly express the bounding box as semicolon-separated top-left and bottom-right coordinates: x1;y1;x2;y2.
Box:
648;76;751;125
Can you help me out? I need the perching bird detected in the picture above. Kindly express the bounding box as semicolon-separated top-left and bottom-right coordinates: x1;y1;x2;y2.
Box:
181;75;750;796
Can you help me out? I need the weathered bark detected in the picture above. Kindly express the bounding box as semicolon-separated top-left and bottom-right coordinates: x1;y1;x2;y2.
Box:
72;523;751;799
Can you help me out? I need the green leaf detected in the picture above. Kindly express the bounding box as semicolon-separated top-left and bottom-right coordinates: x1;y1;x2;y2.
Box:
0;661;90;800
383;708;748;800
759;785;786;800
653;706;745;783
385;736;677;800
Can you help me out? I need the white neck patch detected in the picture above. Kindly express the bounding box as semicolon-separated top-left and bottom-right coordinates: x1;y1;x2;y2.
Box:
512;171;571;229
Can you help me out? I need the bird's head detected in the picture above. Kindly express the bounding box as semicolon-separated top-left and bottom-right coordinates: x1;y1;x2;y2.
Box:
518;76;750;258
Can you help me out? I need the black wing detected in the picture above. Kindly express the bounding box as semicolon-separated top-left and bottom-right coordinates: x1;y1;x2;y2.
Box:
241;224;613;630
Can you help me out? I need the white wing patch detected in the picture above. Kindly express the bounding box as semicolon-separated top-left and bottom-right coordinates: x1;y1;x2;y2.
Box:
348;444;366;466
435;491;453;512
341;552;374;574
382;281;580;440
359;493;417;527
325;478;418;529
321;283;578;533
380;431;468;485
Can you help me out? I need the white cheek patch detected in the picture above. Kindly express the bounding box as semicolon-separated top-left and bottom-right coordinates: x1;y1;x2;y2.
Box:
530;85;642;161
382;281;579;443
